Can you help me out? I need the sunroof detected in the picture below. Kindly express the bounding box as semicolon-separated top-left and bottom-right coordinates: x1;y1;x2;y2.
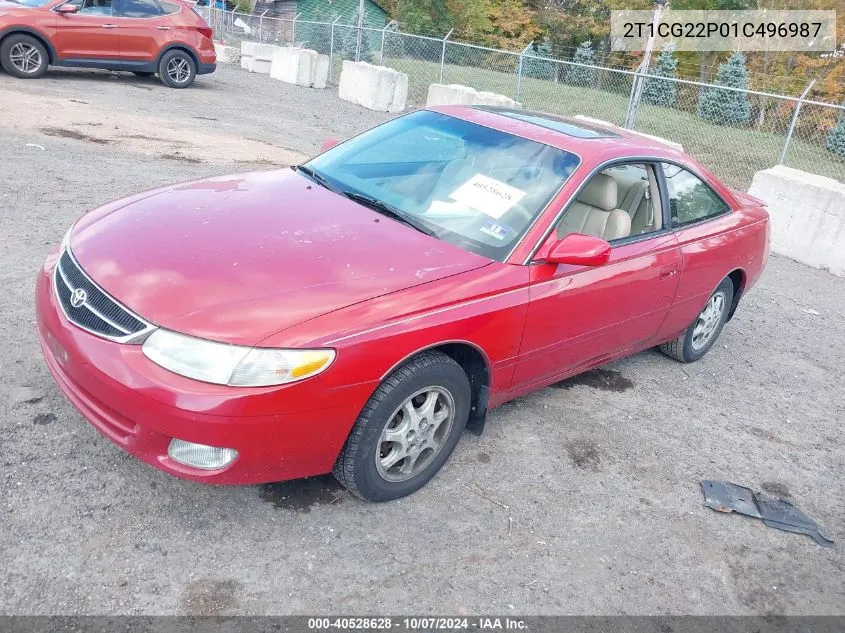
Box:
476;107;620;139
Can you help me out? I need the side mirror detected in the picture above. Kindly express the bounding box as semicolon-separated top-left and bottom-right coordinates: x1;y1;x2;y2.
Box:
538;233;611;267
57;4;79;13
320;137;340;152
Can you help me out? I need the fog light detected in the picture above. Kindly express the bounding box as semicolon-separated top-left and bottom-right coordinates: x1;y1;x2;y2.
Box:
167;439;238;470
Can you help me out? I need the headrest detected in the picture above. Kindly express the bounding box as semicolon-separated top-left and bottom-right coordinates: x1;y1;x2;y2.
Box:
577;173;617;211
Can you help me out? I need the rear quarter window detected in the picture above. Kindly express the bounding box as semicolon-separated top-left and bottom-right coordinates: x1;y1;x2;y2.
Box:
159;1;181;13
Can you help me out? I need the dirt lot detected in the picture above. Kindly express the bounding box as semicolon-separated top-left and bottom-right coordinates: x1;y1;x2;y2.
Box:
1;65;843;616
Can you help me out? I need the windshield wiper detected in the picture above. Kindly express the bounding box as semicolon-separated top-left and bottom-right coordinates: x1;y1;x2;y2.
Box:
340;191;439;238
293;164;339;193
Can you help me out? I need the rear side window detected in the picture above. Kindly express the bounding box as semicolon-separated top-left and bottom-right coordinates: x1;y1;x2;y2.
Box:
159;0;181;12
120;0;163;17
662;163;729;227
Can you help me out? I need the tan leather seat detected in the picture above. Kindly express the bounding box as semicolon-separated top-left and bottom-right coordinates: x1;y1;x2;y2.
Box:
557;173;631;241
620;179;652;234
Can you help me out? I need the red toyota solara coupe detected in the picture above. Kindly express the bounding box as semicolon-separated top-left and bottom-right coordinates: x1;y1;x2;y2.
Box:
36;107;770;501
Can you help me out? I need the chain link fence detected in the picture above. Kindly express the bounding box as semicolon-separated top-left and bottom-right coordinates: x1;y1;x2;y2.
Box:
203;7;845;189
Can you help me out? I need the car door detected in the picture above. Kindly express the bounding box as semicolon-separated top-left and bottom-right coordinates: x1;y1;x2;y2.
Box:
115;0;171;64
511;161;682;391
52;0;121;61
654;162;752;340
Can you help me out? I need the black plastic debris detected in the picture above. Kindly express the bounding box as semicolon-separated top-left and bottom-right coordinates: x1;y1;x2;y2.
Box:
701;480;834;548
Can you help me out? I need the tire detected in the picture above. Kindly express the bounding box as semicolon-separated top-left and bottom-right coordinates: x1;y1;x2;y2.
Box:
157;49;196;88
132;71;154;77
0;34;49;79
659;277;734;363
333;351;471;502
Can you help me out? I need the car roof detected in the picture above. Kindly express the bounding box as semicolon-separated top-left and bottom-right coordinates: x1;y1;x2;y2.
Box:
429;104;689;164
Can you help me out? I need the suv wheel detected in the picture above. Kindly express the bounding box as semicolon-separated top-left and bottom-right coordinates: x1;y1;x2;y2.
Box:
1;34;49;79
158;50;196;88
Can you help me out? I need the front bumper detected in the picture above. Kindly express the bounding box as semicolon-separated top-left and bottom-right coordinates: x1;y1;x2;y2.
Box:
35;252;375;485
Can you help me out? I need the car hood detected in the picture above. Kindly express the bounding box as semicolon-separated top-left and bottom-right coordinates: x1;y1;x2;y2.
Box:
69;170;490;345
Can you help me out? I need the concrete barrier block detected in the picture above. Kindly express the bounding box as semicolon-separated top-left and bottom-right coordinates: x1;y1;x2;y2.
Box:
240;40;257;72
338;61;406;112
389;71;408;112
251;43;279;74
425;83;477;107
214;43;241;64
473;91;521;108
296;49;318;86
748;165;845;277
313;54;329;89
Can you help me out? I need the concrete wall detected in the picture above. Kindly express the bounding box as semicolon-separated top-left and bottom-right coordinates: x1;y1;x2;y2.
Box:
748;165;845;277
214;43;240;64
338;61;408;112
240;41;279;74
425;83;521;109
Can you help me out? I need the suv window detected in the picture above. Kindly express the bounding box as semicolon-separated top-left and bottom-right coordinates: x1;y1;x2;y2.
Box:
66;0;113;15
662;163;729;227
120;0;162;17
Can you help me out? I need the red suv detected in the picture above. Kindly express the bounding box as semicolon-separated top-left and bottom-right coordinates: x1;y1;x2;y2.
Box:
0;0;216;88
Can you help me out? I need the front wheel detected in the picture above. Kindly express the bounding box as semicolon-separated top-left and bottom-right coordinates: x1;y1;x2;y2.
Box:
333;351;471;502
158;50;196;88
0;34;49;79
659;277;734;363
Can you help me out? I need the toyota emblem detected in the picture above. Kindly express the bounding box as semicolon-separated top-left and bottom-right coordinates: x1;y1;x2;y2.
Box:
70;288;88;308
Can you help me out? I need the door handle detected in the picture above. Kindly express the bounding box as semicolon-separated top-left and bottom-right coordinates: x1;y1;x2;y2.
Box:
156;25;171;30
101;23;117;28
659;265;677;279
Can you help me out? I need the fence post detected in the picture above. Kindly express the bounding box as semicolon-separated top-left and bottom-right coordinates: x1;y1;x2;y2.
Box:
624;60;646;129
380;20;396;64
291;12;301;46
515;41;533;101
258;8;269;43
329;15;340;83
440;28;453;84
780;80;815;165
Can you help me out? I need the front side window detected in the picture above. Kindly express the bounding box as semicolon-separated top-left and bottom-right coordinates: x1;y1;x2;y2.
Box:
119;0;162;17
307;111;581;261
62;0;113;14
555;162;663;243
662;163;729;227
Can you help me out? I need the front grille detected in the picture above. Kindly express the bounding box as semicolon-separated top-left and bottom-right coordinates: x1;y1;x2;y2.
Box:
54;249;153;343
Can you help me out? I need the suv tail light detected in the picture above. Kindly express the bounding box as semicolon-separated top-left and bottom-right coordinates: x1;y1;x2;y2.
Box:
197;26;213;39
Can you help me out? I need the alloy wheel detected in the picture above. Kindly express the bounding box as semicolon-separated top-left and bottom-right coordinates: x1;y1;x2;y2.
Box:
10;43;42;75
166;57;191;84
691;291;727;351
376;387;455;483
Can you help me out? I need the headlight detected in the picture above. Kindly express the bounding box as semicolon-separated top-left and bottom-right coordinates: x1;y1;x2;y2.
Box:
141;329;335;387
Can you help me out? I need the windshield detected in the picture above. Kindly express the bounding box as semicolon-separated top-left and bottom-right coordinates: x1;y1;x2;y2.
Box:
6;0;52;6
306;111;580;261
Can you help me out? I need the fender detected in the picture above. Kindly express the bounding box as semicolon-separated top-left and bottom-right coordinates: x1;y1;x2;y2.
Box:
0;26;58;63
155;41;200;65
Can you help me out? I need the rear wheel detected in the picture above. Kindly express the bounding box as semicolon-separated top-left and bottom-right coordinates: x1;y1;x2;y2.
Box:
158;50;196;88
659;278;734;363
333;351;471;502
0;34;49;79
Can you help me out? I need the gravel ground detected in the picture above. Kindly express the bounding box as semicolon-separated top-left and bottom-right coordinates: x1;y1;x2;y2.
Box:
1;65;843;616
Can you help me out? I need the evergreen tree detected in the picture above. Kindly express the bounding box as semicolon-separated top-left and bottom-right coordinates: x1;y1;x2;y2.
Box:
825;116;845;157
523;39;554;80
698;51;751;126
566;40;597;86
382;25;406;61
642;42;678;108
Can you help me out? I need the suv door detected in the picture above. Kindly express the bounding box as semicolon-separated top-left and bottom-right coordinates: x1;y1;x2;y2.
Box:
52;0;120;61
115;0;170;64
511;162;682;391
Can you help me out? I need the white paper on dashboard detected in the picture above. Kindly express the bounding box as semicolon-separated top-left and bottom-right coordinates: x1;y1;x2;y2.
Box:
448;174;526;220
